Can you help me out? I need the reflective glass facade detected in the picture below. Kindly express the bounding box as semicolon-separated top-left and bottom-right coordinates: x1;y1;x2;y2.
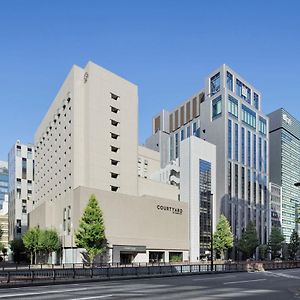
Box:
199;159;212;254
0;164;8;209
269;109;300;241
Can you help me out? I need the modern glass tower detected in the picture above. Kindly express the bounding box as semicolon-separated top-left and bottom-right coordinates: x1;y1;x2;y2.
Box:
268;108;300;241
201;65;269;246
147;65;270;250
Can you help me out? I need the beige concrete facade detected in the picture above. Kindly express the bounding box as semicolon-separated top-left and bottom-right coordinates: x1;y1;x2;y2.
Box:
30;61;187;263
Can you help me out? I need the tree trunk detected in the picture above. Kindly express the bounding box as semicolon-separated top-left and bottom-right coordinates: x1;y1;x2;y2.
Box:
34;251;37;264
30;252;33;265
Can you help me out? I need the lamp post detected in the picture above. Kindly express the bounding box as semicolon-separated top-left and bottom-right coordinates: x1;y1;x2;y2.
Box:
210;193;214;271
294;183;300;227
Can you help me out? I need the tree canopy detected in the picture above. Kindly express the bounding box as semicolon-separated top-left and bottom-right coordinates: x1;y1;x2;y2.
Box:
213;215;233;259
268;226;285;259
237;221;259;259
75;194;107;263
288;229;299;260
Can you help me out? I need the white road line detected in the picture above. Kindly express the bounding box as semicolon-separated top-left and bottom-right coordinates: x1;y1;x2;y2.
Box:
71;296;113;300
0;287;90;298
193;275;236;281
224;279;267;285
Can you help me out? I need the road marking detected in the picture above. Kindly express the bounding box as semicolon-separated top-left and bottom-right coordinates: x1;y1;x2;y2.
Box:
224;279;267;285
72;296;113;300
264;271;300;279
193;275;236;281
0;287;90;298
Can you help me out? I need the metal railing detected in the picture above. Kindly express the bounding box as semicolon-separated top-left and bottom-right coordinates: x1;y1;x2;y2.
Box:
0;261;299;286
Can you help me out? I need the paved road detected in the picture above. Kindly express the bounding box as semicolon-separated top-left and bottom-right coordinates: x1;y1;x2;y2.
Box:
0;269;300;299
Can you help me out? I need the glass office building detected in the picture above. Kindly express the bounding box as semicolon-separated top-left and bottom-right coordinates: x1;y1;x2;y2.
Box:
0;162;8;210
269;109;300;241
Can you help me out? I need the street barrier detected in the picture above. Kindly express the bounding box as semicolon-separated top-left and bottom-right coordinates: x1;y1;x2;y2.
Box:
0;261;299;286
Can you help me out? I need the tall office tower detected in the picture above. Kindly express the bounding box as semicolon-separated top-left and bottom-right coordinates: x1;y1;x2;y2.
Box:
0;161;9;209
8;141;34;241
147;65;270;247
268;109;300;241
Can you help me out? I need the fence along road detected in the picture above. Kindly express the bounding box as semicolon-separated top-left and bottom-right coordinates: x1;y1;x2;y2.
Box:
0;261;300;287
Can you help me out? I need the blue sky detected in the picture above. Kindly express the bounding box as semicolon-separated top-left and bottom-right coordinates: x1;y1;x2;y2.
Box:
0;0;299;160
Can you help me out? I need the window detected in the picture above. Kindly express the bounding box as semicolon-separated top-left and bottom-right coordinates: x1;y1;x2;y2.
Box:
111;119;119;126
236;79;251;103
175;133;179;158
235;123;238;161
27;148;32;159
111;146;119;152
212;96;222;119
227;72;233;91
253;93;259;110
228;95;238;118
228;162;232;198
22;158;27;179
110;106;119;113
247;169;251;205
111;185;119;192
264;140;267;173
199;159;212;254
228;120;232;159
241;127;245;164
111;172;119;179
253;171;257;205
253;134;257;168
235;164;238;197
241;166;245;199
111;132;119;139
210;73;220;95
16;219;21;234
187;126;190;138
111;93;119;100
170;135;174;161
181;129;184;141
259;137;262;172
242;105;256;128
16;145;21;157
193;122;197;135
259;117;266;135
22;199;27;213
247;131;251;166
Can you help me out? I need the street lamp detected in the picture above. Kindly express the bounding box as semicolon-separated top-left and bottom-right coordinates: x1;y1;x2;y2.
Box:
210;193;214;271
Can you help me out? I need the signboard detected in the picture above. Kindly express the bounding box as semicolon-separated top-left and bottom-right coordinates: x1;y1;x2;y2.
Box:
282;114;292;125
156;204;183;215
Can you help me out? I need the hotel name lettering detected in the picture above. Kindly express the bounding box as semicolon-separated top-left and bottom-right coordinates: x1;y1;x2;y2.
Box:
156;205;183;215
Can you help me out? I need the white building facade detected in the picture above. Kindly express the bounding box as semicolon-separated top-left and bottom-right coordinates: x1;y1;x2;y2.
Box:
8;141;34;240
147;65;270;250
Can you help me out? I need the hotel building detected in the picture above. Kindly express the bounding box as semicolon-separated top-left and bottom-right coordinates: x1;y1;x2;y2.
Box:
29;62;216;263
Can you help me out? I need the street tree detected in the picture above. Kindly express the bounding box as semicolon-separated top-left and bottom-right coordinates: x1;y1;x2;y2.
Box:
39;229;61;263
268;226;285;259
288;229;300;260
213;215;233;259
237;221;259;259
22;227;40;264
9;239;26;263
75;194;107;263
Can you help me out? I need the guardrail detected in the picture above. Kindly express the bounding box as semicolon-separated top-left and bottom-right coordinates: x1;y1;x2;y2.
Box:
0;261;299;286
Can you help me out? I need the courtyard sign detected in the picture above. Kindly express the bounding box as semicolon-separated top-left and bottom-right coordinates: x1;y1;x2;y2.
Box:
156;204;183;215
